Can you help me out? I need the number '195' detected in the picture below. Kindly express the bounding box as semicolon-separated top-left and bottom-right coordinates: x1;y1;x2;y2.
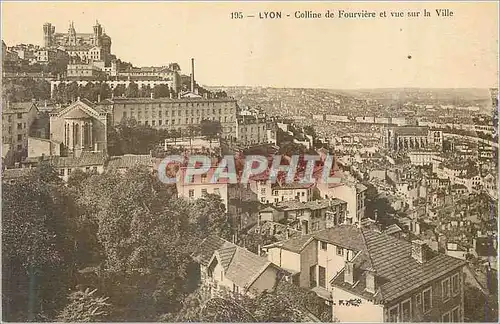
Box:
231;12;243;19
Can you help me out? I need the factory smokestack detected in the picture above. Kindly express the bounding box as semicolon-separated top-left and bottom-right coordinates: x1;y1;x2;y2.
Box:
191;58;195;93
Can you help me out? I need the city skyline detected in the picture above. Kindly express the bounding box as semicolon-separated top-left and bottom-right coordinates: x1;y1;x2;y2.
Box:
1;1;498;89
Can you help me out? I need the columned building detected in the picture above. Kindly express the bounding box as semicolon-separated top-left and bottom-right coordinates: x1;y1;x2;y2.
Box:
383;126;443;152
49;98;108;156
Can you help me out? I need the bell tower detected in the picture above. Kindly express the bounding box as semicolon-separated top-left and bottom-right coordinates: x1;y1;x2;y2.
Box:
93;20;103;46
43;22;55;47
68;21;77;46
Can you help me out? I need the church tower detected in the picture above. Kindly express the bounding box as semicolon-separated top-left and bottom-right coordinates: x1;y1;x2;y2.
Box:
68;21;77;45
93;20;103;46
43;22;55;47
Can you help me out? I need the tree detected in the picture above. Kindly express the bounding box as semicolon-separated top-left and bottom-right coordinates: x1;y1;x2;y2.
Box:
463;283;498;322
2;165;77;321
278;141;307;156
153;84;170;98
200;119;222;139
190;193;233;240
75;167;198;320
171;281;314;322
237;232;277;255
125;81;139;98
57;288;111;322
113;84;126;97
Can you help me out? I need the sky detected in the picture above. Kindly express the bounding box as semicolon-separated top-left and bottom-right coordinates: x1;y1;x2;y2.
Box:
1;1;499;89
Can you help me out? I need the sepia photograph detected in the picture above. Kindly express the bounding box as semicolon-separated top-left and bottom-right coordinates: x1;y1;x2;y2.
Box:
1;1;498;322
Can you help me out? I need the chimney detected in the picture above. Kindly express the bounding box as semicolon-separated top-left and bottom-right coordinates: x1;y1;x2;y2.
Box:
150;92;154;99
411;240;427;263
169;92;173;99
178;92;181;99
285;228;289;240
344;260;354;285
191;58;195;92
257;244;262;256
365;268;376;293
97;93;101;102
77;96;80;101
44;100;47;108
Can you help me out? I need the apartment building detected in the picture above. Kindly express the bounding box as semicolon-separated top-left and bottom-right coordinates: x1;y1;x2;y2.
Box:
257;181;314;204
237;115;277;146
259;198;347;234
96;96;239;140
331;235;466;322
2;101;39;153
176;166;229;211
263;225;466;322
316;182;367;226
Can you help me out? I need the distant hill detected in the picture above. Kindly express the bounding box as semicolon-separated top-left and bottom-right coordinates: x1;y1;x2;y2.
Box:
330;88;492;102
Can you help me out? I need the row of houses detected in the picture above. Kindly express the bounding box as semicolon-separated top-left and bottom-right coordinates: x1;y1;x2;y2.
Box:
192;224;468;322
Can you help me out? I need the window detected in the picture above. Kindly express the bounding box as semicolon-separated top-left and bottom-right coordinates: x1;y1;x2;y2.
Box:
201;174;207;183
67;168;72;175
17;134;22;141
188;189;194;198
261;188;266;195
320;241;327;250
451;306;460;322
59;169;65;176
442;311;451;322
388;304;399;322
451;273;459;296
422;287;432;313
401;298;411;321
336;246;344;256
318;266;326;288
17;123;22;130
85;167;91;172
17;113;22;119
309;265;316;288
442;278;450;300
92;166;98;172
415;292;422;306
201;189;208;196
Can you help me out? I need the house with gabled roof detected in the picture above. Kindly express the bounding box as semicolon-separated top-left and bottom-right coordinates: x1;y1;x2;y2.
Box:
263;224;467;322
331;230;466;322
192;235;282;296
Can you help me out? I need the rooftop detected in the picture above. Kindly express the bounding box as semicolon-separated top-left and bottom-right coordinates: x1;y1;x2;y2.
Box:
107;154;152;169
331;227;466;304
393;126;429;137
194;236;276;289
3;101;37;113
24;151;107;168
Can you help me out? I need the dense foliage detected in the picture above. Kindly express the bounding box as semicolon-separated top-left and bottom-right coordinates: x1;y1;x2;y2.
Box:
2;163;334;322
